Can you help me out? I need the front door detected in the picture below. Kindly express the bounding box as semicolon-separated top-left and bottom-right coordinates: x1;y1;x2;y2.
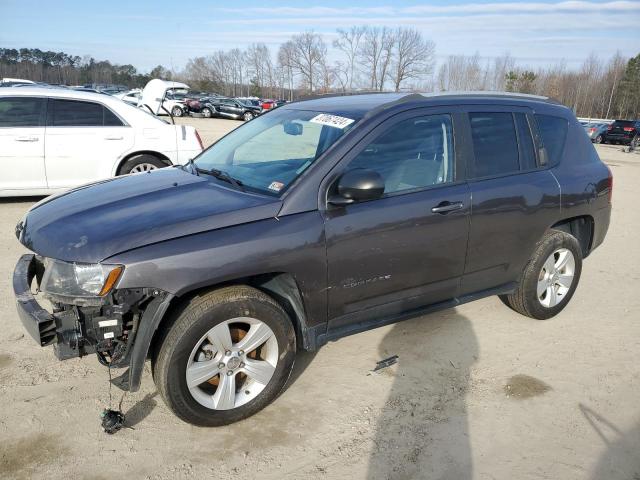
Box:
0;96;47;191
324;110;471;331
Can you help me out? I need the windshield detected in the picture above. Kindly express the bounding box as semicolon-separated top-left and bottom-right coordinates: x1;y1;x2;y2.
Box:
194;108;357;195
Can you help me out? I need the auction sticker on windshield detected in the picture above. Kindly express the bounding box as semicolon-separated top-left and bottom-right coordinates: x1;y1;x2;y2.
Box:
310;113;355;129
268;181;284;192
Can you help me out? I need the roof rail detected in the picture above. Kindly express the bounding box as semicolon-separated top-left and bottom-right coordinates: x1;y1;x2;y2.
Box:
420;90;557;103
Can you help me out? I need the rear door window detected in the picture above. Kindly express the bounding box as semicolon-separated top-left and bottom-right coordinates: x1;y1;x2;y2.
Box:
0;97;46;127
514;113;537;170
469;112;520;177
534;114;568;166
48;99;124;127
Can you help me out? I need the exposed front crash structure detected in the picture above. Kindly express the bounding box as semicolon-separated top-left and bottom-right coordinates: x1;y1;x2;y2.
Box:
13;254;173;391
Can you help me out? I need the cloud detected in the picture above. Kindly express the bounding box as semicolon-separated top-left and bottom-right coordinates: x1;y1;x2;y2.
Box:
217;1;640;16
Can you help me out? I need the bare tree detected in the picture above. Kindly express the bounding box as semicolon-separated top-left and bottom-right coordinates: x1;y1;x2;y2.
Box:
278;41;296;101
438;54;483;91
391;27;435;91
358;26;395;90
289;31;326;93
333;60;350;93
333;26;366;92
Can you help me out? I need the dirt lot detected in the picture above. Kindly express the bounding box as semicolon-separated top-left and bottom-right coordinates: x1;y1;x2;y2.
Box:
1;118;639;480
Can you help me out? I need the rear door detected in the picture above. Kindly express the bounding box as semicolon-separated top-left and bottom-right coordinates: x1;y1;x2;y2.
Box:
324;109;471;330
0;96;47;191
460;107;561;295
45;98;134;188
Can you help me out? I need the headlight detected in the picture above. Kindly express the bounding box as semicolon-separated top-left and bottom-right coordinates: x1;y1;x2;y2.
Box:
40;258;123;305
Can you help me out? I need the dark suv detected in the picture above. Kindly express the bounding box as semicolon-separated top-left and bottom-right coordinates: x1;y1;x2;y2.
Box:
206;97;262;121
13;93;612;426
603;119;640;146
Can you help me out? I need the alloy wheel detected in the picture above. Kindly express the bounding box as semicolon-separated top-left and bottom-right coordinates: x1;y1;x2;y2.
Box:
186;318;278;410
537;248;575;308
130;163;159;173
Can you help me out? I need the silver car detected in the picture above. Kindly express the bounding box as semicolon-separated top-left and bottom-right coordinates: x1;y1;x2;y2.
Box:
584;123;608;143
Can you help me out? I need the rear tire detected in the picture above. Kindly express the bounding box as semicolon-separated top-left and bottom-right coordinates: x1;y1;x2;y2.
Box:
118;154;167;175
171;106;184;117
202;107;212;118
595;134;603;144
152;286;296;426
243;111;254;121
499;230;582;320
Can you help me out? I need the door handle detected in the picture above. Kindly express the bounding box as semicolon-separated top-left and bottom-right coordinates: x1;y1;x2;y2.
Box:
431;201;464;214
15;136;39;142
104;136;124;140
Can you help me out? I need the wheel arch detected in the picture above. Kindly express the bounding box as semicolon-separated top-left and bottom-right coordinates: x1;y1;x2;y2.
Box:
115;151;172;175
551;215;594;258
149;272;313;362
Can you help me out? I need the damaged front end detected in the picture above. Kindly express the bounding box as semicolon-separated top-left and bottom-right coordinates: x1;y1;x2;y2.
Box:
13;254;172;391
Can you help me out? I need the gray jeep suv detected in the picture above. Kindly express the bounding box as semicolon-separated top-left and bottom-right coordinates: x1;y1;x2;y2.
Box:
13;92;612;426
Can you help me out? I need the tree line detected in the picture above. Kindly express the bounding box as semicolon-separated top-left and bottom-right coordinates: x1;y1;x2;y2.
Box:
0;47;171;87
2;33;639;119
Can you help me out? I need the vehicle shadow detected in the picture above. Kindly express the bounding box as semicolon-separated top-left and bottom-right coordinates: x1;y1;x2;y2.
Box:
124;391;159;428
281;349;318;395
0;196;46;204
581;404;640;479
367;309;477;480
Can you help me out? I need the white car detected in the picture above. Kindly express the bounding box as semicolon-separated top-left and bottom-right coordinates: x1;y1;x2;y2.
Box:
113;89;141;105
0;87;204;197
138;79;189;117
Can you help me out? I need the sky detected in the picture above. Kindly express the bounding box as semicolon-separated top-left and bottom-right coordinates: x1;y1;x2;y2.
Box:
1;0;639;73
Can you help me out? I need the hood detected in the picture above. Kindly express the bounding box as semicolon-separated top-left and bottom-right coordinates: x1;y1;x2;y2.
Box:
18;168;282;263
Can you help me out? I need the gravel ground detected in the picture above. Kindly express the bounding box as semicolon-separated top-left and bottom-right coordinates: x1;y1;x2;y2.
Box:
0;118;638;480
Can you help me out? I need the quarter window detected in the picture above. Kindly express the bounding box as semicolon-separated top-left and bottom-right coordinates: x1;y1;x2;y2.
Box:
535;114;568;166
469;112;520;177
0;97;45;127
348;114;455;195
48;99;124;127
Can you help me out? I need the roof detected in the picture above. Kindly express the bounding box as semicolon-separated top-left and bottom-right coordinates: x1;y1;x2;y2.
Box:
0;85;114;101
284;91;560;118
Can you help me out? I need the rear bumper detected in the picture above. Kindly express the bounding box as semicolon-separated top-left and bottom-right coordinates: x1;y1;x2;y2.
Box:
13;254;57;347
604;133;634;143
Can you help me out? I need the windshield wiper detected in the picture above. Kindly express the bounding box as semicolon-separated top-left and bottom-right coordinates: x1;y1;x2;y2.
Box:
196;167;244;191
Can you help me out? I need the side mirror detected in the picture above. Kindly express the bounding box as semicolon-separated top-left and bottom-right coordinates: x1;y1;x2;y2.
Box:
329;168;385;206
283;121;303;136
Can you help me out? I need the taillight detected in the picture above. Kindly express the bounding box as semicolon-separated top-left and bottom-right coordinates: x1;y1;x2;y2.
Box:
195;130;204;150
607;125;613;130
589;128;596;133
623;127;634;132
607;166;613;204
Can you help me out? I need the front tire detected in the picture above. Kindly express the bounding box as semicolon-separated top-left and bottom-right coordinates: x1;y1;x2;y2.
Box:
153;286;296;426
118;154;167;175
202;107;212;118
500;230;582;320
171;106;184;117
595;134;603;144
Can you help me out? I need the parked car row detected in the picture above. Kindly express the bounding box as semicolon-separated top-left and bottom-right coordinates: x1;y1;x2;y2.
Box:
581;118;639;146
